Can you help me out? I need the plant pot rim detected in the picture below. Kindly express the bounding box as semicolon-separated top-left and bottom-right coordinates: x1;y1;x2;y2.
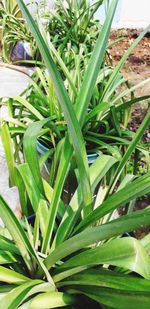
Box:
37;140;98;163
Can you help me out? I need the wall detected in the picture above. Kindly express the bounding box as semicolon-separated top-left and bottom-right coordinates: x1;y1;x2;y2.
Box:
119;0;150;28
23;0;55;16
96;0;150;29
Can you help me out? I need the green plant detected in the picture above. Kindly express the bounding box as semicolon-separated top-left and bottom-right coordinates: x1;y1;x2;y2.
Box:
2;14;38;62
1;0;150;188
1;166;150;309
0;0;150;308
0;0;104;65
1;0;150;171
1;110;150;308
0;0;42;63
46;0;104;70
1;58;150;178
0;0;21;18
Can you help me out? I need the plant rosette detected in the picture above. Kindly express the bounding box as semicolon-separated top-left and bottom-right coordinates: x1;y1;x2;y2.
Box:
0;0;150;308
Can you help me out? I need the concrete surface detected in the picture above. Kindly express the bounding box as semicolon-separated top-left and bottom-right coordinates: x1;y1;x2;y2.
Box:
0;67;29;97
0;67;30;223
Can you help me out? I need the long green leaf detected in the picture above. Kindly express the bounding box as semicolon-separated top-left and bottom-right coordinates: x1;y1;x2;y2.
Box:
1;123;16;186
0;265;28;284
14;96;44;120
16;164;41;212
75;172;150;232
0;195;39;274
75;0;118;125
41;138;72;253
23;119;51;193
109;109;150;193
51;155;117;249
111;78;150;106
14;167;28;216
16;0;93;221
44;206;150;270
71;285;150;309
58;268;150;290
20;291;75;309
0;235;20;255
19;282;55;307
57;237;150;280
0;280;42;309
42;179;65;219
57;269;150;308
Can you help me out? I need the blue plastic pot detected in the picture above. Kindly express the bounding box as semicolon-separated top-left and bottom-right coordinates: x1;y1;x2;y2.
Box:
37;140;98;165
37;140;51;158
87;153;98;164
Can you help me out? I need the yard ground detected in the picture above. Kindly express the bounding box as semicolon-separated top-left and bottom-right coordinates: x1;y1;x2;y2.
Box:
109;30;150;238
109;29;150;137
109;29;150;97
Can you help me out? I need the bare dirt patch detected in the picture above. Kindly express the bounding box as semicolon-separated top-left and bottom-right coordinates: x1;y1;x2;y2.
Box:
109;30;150;231
109;29;150;98
109;29;150;138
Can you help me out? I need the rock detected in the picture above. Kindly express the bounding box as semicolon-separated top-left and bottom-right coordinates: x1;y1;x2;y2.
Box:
10;41;33;64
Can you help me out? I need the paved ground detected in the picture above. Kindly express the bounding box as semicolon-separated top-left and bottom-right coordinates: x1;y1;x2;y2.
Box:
0;66;29;97
0;66;30;222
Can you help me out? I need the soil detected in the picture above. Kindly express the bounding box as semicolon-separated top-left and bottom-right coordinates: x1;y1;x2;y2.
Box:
109;29;150;139
109;29;150;98
109;29;150;238
134;195;150;239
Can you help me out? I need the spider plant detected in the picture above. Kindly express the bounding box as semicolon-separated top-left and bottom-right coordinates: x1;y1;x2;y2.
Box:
1;134;150;308
0;0;150;307
0;0;21;18
46;0;104;70
1;0;150;196
0;0;42;63
1;13;41;63
0;0;104;65
1;34;150;178
0;0;20;44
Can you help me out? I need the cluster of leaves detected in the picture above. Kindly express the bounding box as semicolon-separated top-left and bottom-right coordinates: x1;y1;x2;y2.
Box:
0;0;41;63
0;0;150;308
2;29;150;174
47;0;103;71
1;15;38;63
1;3;150;175
0;0;21;18
0;0;104;65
